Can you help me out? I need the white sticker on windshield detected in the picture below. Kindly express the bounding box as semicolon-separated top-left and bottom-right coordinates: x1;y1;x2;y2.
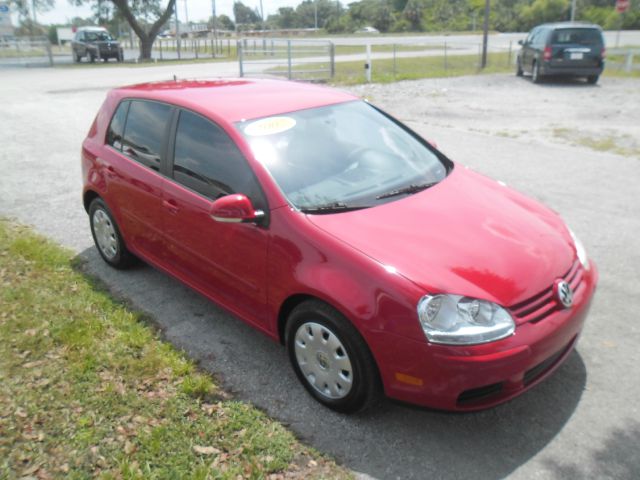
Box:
244;116;296;136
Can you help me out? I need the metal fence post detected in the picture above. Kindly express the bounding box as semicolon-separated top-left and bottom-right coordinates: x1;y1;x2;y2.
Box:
330;42;335;78
393;44;397;77
46;42;53;66
444;41;448;72
365;44;371;82
287;40;292;80
625;51;634;72
238;41;244;77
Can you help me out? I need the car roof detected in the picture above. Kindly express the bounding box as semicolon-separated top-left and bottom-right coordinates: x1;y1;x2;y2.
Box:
77;26;109;32
112;78;359;123
538;22;602;30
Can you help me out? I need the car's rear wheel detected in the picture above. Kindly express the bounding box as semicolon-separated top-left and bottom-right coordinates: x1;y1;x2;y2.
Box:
285;300;381;413
73;51;81;63
89;198;136;269
516;58;523;77
587;75;599;85
532;61;541;83
89;53;96;63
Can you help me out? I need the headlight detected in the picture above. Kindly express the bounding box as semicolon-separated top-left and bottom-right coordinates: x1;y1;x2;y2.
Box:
417;295;515;345
568;228;590;270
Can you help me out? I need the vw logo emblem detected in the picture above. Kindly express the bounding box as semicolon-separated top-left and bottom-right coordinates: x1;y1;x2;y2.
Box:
555;280;573;308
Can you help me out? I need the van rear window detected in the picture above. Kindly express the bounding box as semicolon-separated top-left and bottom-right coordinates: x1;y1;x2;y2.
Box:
552;29;602;45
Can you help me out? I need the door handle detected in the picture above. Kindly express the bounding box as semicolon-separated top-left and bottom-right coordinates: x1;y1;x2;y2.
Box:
162;199;179;214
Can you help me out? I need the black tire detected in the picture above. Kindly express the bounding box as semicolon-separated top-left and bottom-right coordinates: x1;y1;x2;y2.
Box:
117;52;123;62
89;198;136;269
516;58;523;77
285;300;382;413
73;51;81;63
89;53;96;63
587;75;599;85
532;61;542;84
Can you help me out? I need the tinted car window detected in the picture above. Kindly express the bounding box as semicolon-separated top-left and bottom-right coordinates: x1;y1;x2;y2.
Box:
552;28;602;45
173;110;263;205
106;100;129;151
122;100;172;171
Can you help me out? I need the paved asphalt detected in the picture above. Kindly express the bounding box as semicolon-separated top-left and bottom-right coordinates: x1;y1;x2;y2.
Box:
1;63;639;480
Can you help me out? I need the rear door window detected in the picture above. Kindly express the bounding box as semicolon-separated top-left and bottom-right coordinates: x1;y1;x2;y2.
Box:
121;100;172;171
552;29;602;45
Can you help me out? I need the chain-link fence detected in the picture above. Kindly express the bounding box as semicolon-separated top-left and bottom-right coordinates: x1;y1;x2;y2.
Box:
238;38;334;81
274;40;518;83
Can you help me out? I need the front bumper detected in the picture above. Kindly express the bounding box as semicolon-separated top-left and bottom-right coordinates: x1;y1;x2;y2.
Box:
371;263;597;411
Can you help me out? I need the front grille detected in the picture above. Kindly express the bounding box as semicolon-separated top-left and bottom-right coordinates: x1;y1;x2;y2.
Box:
508;260;584;324
457;382;503;405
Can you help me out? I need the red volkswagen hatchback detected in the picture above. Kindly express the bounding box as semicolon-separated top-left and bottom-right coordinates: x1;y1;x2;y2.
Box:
82;79;597;413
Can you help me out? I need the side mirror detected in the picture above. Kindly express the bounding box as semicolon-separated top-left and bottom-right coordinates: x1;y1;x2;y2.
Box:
518;39;524;46
210;194;264;224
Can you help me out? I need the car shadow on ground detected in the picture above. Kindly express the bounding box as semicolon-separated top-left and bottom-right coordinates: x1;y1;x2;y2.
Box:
75;247;587;480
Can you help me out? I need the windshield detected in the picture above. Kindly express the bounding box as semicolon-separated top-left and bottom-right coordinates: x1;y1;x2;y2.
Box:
85;31;113;42
237;101;449;212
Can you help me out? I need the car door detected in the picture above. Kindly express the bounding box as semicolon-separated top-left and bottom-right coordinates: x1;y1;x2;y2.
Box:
161;109;270;325
101;99;174;263
522;28;539;72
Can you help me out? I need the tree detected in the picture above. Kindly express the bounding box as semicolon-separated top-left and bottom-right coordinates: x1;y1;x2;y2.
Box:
233;1;261;26
72;0;177;60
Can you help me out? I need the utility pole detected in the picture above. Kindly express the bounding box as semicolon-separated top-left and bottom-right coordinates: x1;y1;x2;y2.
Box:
481;0;490;68
175;0;181;58
570;0;576;21
315;0;318;29
211;0;218;54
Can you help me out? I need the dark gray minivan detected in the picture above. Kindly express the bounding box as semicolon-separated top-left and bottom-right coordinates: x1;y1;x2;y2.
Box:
517;22;605;84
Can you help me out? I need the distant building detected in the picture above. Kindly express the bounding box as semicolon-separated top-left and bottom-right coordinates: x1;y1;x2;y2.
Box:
0;2;14;39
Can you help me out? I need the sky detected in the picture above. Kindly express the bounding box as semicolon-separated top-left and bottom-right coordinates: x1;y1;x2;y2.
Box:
9;0;305;26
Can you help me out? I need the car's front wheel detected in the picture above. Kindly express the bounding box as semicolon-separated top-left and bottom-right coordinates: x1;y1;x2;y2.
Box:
89;198;136;269
285;300;381;413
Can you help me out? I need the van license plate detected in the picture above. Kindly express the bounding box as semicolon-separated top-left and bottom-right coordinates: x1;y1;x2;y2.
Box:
570;53;584;60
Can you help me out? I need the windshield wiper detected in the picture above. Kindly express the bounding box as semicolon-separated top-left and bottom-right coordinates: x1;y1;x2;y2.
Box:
375;182;439;200
300;202;369;214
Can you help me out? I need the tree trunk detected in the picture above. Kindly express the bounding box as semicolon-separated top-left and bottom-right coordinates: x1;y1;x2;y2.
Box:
111;0;176;62
139;35;154;61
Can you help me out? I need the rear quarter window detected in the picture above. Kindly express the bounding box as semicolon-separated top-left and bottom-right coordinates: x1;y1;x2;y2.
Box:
552;28;603;45
106;100;129;151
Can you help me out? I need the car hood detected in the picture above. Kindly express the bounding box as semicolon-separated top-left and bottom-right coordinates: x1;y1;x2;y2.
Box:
307;166;575;307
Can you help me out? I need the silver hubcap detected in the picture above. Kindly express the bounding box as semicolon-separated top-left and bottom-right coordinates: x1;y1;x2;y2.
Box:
294;322;353;399
92;209;118;260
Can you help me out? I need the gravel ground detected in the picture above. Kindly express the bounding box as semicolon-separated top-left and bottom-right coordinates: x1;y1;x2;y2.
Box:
1;65;640;480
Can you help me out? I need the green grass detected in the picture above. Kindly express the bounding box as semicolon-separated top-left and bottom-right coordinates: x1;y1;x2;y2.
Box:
269;51;513;84
603;54;640;78
0;220;349;479
552;127;640;157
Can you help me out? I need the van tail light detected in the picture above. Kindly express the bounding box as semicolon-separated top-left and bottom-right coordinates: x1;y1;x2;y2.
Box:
543;46;552;61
